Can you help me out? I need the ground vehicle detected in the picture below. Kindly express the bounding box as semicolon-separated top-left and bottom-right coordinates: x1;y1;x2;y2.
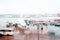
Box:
0;27;14;35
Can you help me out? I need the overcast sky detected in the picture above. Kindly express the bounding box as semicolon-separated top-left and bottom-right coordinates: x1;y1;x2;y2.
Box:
0;0;60;15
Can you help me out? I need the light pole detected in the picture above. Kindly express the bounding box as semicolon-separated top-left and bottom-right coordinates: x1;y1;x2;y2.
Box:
37;24;39;40
36;23;40;40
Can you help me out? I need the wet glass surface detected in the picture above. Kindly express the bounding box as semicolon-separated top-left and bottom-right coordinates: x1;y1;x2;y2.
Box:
0;31;60;40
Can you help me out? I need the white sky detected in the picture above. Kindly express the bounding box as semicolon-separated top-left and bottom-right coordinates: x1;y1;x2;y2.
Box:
0;0;60;15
